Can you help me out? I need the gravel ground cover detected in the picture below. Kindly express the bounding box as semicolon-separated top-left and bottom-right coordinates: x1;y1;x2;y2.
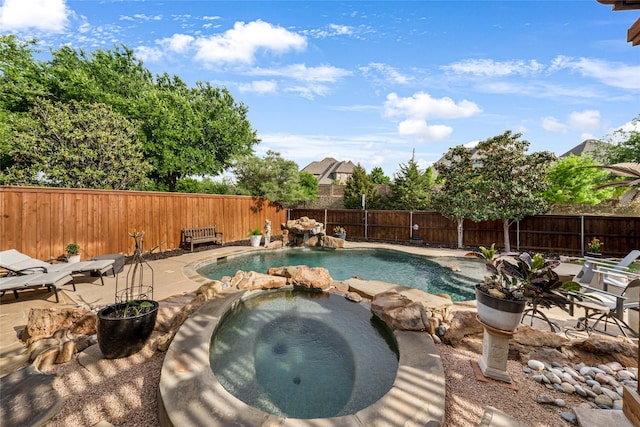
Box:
39;337;595;427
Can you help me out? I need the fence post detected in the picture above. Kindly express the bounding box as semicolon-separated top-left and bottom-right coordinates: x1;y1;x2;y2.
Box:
324;209;327;231
581;216;585;256
364;210;368;240
516;221;520;251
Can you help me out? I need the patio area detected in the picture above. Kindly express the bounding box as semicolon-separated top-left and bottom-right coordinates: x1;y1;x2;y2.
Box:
0;242;637;427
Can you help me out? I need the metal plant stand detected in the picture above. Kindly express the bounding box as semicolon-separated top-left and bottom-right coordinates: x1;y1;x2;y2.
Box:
114;231;154;303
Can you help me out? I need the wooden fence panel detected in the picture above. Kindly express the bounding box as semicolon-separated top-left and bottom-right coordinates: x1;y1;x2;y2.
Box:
289;208;639;257
1;187;287;260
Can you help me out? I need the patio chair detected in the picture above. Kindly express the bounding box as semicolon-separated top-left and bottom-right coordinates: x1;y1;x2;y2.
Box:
0;249;116;286
575;277;639;338
0;271;75;303
573;249;640;287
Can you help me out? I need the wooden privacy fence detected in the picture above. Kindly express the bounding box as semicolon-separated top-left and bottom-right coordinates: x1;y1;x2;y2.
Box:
290;209;640;257
2;187;638;261
1;186;287;261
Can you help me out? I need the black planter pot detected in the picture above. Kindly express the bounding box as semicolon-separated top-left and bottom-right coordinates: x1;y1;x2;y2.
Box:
475;284;527;332
334;233;346;240
97;299;159;359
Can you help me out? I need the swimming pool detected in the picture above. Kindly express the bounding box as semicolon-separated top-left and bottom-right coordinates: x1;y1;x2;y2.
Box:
197;247;486;301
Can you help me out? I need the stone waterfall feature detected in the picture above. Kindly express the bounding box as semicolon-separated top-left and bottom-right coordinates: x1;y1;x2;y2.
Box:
280;217;344;248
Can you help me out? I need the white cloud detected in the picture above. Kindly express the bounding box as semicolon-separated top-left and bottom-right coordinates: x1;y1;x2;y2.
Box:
382;92;480;140
550;55;640;90
309;23;355;38
442;59;544;77
398;120;452;140
384;92;482;120
541;116;569;133
285;83;331;100
360;62;412;85
0;0;69;32
237;80;278;94
194;20;306;64
568;110;601;132
158;34;195;53
251;63;351;82
542;110;602;135
135;46;165;63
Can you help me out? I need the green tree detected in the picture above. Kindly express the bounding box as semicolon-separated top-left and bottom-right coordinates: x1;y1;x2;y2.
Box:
0;35;47;113
475;131;555;251
233;150;316;207
1;37;259;192
390;152;433;210
299;171;319;201
369;166;391;185
543;155;615;204
344;163;381;209
601;115;640;164
0;98;151;189
433;145;486;248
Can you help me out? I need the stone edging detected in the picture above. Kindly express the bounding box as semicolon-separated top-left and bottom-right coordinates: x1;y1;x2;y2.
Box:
158;288;446;426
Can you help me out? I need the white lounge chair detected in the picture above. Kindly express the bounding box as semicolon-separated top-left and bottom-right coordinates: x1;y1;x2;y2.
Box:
0;249;116;286
0;272;75;303
575;277;639;338
573;249;640;288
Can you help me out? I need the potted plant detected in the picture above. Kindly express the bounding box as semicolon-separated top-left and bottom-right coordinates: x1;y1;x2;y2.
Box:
333;226;346;240
249;228;263;247
97;231;158;359
470;245;580;331
587;237;603;258
65;242;80;263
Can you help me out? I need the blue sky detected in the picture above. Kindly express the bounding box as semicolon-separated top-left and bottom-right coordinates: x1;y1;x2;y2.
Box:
1;0;639;178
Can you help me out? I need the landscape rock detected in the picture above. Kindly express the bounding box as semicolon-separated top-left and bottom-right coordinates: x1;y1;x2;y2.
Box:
232;270;288;290
21;308;96;345
371;290;427;330
345;291;362;302
289;266;333;291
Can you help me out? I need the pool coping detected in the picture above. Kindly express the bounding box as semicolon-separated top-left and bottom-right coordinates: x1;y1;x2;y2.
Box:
158;286;446;427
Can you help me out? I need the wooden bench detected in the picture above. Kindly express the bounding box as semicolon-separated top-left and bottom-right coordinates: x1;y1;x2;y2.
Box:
181;226;224;252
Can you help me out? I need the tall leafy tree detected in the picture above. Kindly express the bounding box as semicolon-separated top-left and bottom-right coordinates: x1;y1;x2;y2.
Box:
433;145;486;248
140;77;260;192
475;131;555;251
601;115;640;165
369;166;391;184
0;98;151;189
233;150;316;207
543;155;615;204
343;163;381;209
0;35;47;113
390;152;433;210
45;44;153;115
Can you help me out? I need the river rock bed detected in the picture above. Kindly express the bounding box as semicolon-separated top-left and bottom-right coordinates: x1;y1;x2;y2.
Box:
525;358;637;423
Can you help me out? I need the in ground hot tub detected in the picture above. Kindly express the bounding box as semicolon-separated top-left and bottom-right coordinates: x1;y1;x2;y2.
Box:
209;289;398;418
158;286;447;426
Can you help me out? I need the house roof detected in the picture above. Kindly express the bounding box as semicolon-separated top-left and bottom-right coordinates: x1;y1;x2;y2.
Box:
559;139;602;158
301;157;356;184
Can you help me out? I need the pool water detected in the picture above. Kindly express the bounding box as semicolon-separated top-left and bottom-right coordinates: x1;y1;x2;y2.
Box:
198;248;486;301
209;289;399;418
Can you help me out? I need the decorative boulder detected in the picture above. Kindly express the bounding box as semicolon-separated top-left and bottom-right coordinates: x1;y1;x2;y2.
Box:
231;271;288;290
371;290;427;331
21;308;96;345
290;266;333;291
